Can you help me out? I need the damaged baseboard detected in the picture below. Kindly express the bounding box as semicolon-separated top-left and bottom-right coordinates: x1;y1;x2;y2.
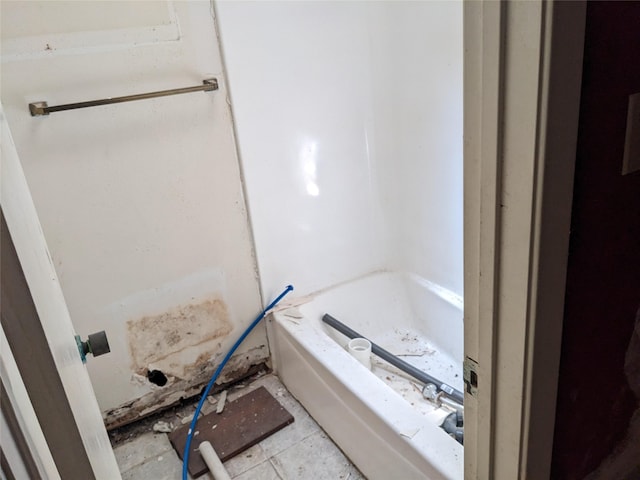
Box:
104;350;270;430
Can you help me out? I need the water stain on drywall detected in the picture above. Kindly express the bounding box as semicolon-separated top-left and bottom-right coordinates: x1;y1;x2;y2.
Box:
127;298;233;379
109;297;271;428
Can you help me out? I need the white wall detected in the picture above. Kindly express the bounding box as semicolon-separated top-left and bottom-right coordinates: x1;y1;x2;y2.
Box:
215;1;463;297
216;1;386;299
1;1;265;424
370;2;464;297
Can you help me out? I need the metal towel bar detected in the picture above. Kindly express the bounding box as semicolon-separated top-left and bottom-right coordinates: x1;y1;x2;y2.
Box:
28;78;218;117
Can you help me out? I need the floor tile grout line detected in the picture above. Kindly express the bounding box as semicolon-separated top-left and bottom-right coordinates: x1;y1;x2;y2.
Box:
119;447;177;477
223;443;268;478
266;455;285;480
262;428;323;475
261;425;320;461
115;442;175;474
228;456;284;480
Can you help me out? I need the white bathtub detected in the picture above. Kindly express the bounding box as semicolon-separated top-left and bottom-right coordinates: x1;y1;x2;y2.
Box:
268;271;464;480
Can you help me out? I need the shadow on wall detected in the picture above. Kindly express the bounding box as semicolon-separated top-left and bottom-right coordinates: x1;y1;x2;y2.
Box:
551;2;640;479
584;307;640;480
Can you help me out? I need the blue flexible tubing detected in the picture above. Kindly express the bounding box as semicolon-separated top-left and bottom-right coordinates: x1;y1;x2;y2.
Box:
182;285;294;480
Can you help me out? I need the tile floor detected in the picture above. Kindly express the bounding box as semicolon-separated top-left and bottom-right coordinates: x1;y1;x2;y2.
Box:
112;374;366;480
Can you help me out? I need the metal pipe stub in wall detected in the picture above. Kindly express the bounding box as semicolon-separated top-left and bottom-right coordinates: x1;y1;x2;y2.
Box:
75;331;110;363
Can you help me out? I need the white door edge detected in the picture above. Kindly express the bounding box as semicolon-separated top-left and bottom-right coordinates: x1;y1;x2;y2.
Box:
1;104;121;479
1;325;61;480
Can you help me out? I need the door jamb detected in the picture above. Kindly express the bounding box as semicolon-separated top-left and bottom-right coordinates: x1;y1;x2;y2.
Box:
0;106;121;479
463;1;587;478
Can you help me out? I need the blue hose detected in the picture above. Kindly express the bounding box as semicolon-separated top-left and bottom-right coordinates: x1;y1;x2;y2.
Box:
182;285;294;480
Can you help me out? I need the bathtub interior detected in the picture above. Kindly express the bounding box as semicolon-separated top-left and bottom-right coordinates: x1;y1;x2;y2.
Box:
271;270;464;479
299;271;464;417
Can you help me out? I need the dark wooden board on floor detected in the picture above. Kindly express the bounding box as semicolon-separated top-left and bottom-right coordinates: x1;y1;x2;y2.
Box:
169;386;294;478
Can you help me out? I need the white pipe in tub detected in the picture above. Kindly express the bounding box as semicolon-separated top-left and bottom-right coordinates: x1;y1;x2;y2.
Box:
347;337;372;370
198;441;231;480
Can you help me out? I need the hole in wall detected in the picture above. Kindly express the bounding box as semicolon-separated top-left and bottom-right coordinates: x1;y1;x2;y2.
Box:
147;369;168;387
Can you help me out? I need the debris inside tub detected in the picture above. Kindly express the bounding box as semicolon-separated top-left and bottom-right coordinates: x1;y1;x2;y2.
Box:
388;328;436;357
268;294;315;315
284;307;304;318
282;306;304;323
270;296;314;324
324;314;463;397
323;313;464;427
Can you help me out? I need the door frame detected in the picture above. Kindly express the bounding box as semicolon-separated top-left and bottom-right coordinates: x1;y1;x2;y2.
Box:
463;1;586;478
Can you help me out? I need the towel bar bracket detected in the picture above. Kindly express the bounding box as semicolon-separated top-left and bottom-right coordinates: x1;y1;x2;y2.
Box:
29;78;219;117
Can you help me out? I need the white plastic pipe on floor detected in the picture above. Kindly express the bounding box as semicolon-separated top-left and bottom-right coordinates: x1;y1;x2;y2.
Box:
198;441;231;480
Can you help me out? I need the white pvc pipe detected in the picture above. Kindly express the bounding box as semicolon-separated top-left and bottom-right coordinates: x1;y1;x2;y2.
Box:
198;441;231;480
347;337;372;370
